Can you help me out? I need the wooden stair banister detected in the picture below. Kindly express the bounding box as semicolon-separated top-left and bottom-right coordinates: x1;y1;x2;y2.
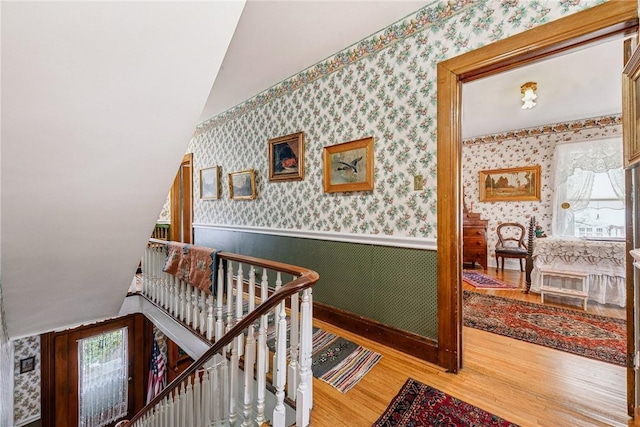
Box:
119;241;320;427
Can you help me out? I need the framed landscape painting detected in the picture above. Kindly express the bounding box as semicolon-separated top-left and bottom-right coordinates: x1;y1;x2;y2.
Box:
479;165;541;202
229;169;257;200
268;131;304;182
323;136;374;193
199;166;220;200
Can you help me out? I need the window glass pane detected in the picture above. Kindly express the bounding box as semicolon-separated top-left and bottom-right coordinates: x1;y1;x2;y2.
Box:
570;171;625;237
78;327;128;427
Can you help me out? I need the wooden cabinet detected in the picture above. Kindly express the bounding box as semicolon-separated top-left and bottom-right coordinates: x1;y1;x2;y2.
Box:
463;211;488;269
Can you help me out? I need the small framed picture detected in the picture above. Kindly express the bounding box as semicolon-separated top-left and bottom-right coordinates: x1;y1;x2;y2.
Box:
20;356;35;374
323;136;374;193
268;131;304;182
229;169;257;200
200;166;220;200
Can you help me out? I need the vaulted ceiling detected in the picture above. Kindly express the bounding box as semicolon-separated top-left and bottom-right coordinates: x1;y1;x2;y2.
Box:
1;1;623;339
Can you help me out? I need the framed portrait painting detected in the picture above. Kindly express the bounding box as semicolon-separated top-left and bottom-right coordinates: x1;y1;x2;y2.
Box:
479;165;541;202
323;136;374;193
229;169;257;200
199;166;220;200
268;131;304;182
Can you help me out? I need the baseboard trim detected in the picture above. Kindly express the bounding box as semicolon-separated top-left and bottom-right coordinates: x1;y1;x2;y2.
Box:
313;302;438;364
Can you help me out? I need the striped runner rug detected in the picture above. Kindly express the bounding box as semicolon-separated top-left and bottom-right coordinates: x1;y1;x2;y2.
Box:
268;326;382;393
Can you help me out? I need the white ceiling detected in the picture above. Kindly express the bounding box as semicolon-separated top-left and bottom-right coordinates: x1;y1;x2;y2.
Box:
200;0;431;122
1;1;244;338
462;37;624;139
1;0;627;339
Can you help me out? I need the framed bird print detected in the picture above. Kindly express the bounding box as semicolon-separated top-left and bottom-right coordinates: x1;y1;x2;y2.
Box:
323;136;374;193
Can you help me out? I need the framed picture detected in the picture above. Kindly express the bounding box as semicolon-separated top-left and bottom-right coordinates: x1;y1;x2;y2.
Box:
479;165;541;202
622;43;640;168
199;166;220;200
268;131;304;182
20;356;35;374
323;136;374;193
229;169;257;200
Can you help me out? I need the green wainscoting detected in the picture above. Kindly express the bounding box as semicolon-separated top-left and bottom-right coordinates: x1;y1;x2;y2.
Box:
194;227;438;340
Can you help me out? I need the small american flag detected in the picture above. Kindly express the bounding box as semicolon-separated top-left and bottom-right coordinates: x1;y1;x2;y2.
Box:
146;338;166;404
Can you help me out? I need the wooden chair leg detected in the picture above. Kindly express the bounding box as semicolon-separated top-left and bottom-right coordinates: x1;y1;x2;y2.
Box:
519;258;524;271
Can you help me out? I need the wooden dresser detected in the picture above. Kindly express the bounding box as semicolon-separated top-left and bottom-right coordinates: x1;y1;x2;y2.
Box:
463;210;488;270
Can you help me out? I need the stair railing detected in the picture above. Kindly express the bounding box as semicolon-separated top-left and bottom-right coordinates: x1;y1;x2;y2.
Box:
120;239;319;427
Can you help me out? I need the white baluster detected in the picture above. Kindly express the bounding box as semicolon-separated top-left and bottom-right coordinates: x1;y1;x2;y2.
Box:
297;288;313;427
204;364;213;426
185;283;193;326
206;294;214;341
194;371;201;427
229;333;240;426
168;394;175;427
242;268;256;426
272;301;287;427
226;261;234;332
255;268;269;425
214;259;225;342
200;292;207;335
236;263;244;357
192;287;199;331
178;279;185;321
172;277;177;318
288;290;299;401
271;271;283;379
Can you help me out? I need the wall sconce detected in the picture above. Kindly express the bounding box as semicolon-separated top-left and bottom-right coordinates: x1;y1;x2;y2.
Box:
520;81;537;109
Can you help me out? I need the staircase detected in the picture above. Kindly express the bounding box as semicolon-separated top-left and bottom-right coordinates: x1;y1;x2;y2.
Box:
118;240;319;427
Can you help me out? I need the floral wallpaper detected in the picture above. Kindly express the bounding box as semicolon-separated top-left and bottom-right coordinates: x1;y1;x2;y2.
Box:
13;335;40;426
190;0;600;239
463;115;622;268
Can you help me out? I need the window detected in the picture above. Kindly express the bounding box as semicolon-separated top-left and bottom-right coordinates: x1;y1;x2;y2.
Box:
551;137;625;238
78;327;128;427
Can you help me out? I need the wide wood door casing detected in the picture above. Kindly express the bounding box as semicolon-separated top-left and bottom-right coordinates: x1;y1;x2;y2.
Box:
436;3;638;411
170;153;193;244
41;314;147;427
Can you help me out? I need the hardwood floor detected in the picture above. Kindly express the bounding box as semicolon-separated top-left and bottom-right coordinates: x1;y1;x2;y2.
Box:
309;267;630;426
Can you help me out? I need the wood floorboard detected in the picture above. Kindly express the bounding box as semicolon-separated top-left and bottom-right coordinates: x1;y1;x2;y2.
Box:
309;267;629;427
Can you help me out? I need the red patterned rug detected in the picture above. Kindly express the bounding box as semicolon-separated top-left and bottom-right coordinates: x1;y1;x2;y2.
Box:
372;378;518;426
463;290;626;366
462;271;518;289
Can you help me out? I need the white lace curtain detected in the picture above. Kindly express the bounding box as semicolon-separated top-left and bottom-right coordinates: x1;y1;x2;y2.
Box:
551;137;623;236
78;327;128;427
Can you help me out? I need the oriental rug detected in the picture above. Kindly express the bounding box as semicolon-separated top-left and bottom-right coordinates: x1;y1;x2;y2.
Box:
267;326;382;393
462;271;518;289
463;290;626;366
372;378;518;427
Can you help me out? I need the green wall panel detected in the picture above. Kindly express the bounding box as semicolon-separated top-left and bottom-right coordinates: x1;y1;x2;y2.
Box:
195;228;438;340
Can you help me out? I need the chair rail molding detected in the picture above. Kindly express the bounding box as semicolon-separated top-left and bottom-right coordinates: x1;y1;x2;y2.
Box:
193;223;437;250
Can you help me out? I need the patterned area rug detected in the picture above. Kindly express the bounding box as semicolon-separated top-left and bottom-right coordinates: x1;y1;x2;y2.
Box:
462;271;518;289
372;378;518;427
268;326;381;393
463;290;626;366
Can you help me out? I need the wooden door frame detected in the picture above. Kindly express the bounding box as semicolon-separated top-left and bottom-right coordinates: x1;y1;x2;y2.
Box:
436;0;637;385
170;153;193;244
41;314;148;426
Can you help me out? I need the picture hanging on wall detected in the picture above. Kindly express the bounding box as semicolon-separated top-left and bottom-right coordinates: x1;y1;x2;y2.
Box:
20;356;35;374
268;131;304;182
479;165;541;202
229;169;257;200
323;136;374;193
199;166;220;200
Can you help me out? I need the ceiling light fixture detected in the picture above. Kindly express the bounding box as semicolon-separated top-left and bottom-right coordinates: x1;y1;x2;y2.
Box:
520;81;537;109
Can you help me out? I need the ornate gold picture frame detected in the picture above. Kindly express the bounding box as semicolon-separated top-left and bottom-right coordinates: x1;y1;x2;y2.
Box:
479;165;541;202
323;136;374;193
229;169;257;200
